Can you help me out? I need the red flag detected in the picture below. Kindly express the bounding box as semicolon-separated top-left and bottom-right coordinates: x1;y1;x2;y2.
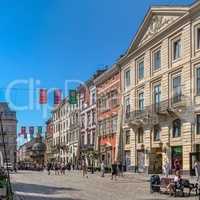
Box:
54;89;62;105
21;127;26;135
39;89;47;104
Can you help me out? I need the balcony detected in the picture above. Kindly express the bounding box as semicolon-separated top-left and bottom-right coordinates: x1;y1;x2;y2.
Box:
124;96;192;127
80;144;94;151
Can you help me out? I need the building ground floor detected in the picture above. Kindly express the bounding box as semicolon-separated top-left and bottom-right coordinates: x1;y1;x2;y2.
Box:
122;111;200;175
98;134;116;167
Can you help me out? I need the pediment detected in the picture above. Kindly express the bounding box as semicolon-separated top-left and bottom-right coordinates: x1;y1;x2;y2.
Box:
139;14;179;46
127;6;189;53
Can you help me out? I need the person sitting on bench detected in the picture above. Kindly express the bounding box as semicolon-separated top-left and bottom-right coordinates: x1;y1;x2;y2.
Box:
167;170;182;196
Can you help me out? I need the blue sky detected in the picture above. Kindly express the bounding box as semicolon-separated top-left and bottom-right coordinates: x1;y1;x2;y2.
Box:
0;0;194;144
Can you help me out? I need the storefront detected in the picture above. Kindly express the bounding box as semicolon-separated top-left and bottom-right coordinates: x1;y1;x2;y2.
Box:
148;148;162;174
99;135;116;166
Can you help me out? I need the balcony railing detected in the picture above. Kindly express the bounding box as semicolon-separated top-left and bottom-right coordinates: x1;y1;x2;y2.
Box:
124;96;191;126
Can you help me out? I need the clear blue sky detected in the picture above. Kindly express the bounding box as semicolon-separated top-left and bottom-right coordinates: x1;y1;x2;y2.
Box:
0;0;194;144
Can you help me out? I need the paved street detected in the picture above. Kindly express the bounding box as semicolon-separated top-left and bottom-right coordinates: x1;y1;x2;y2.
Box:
10;171;198;200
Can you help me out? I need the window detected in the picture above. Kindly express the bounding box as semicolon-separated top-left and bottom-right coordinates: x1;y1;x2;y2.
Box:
91;91;96;105
124;69;131;88
154;84;161;112
196;26;200;50
81;134;85;147
197;115;200;135
125;130;130;145
173;119;181;138
154;125;160;141
138;60;144;80
172;75;181;103
173;39;181;60
138;127;144;143
111;116;117;133
197;68;200;95
87;133;90;145
153;50;161;70
139;92;144;111
125;96;130;119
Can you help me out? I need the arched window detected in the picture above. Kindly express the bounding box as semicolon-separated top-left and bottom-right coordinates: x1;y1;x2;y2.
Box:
173;119;181;138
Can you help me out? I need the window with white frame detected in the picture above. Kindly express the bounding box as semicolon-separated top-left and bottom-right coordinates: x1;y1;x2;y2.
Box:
195;25;200;50
172;75;182;103
124;96;130;119
154;84;161;112
124;68;131;88
197;67;200;95
153;49;161;70
138;92;144;111
173;38;181;60
138;60;144;80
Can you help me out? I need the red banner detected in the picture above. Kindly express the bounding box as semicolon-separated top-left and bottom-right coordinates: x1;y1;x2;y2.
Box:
39;89;47;104
20;127;26;136
54;89;62;105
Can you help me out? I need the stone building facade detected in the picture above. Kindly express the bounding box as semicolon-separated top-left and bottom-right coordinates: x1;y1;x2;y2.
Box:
0;103;17;166
95;65;121;166
44;118;53;163
52;98;71;163
119;2;200;174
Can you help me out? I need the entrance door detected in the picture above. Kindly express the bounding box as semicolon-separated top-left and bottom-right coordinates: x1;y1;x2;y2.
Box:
190;152;200;176
149;152;162;174
125;151;131;171
137;151;145;173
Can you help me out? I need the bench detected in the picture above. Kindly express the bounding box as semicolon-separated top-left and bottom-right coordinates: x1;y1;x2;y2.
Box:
151;176;196;197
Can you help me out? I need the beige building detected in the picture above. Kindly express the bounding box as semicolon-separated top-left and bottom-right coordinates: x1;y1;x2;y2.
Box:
52;99;71;163
119;1;200;174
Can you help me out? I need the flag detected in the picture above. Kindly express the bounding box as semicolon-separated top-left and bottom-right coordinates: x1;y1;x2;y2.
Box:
69;89;77;104
38;126;42;134
29;126;34;139
54;89;62;105
39;89;47;104
21;127;26;135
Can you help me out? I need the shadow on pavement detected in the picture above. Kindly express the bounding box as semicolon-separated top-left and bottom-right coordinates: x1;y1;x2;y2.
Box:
16;195;84;200
13;182;81;195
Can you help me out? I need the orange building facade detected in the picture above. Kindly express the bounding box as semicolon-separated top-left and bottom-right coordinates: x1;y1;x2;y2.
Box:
95;64;121;166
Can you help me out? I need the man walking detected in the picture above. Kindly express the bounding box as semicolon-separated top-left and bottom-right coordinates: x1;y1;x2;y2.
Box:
100;161;105;177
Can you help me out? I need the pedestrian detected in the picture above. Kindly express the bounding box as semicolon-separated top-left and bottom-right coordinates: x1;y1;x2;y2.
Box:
163;160;170;177
111;161;117;181
82;159;88;178
47;162;52;175
194;160;200;182
100;161;105;177
117;161;123;177
61;162;65;175
54;162;59;175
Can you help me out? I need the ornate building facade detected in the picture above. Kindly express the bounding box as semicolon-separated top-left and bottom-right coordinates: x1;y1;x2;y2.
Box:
95;65;121;166
119;2;200;174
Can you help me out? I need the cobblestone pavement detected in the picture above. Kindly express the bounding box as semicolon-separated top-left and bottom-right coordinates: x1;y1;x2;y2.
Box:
11;171;198;200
